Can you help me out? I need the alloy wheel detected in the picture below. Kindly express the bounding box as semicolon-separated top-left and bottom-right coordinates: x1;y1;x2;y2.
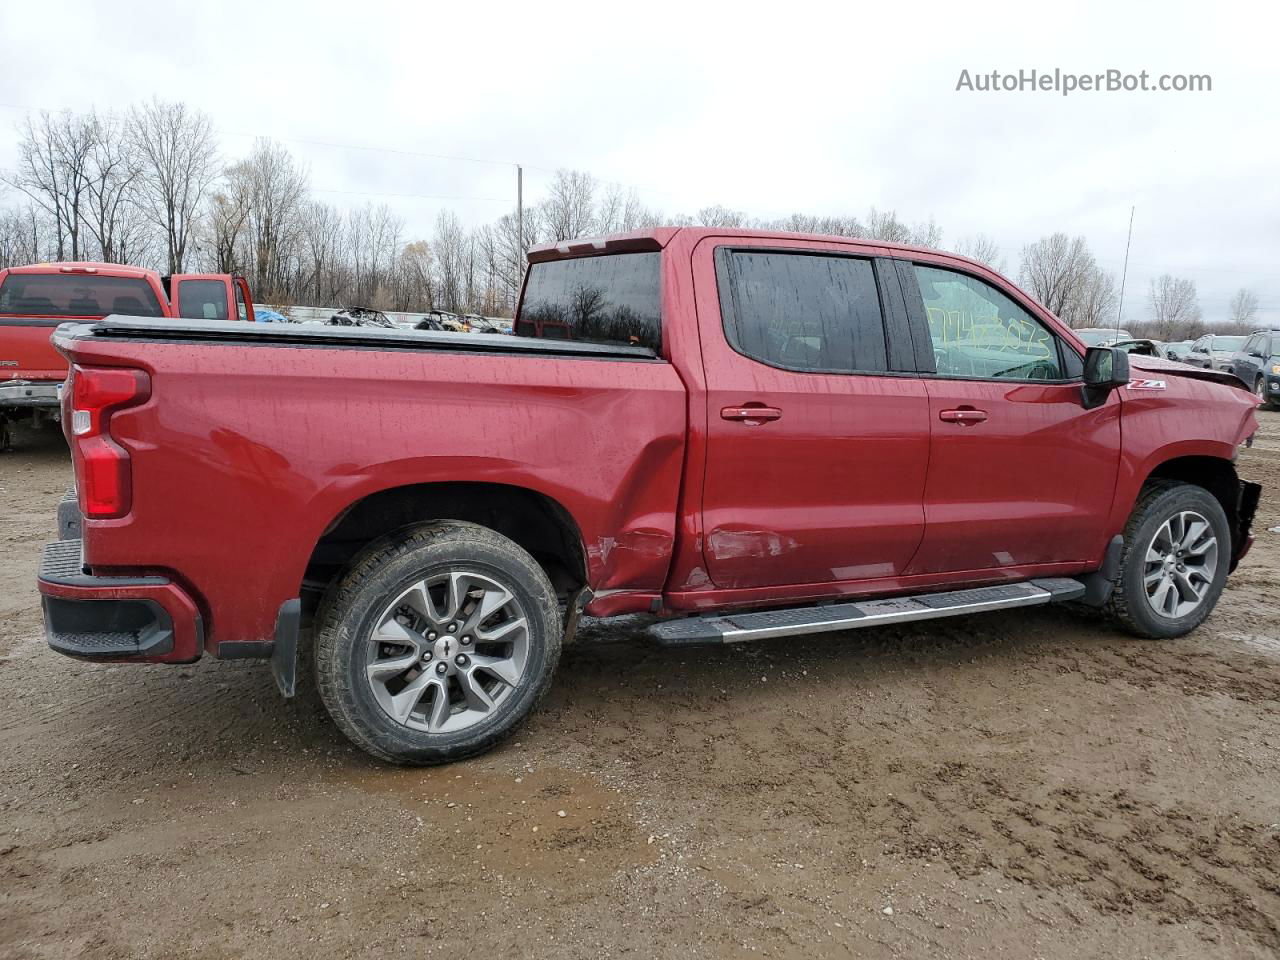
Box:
1142;510;1218;619
365;570;530;733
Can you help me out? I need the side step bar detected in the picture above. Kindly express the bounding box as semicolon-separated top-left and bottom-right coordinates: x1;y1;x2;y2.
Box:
647;578;1086;646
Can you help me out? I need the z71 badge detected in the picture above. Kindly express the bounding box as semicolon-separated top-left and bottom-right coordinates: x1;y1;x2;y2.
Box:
1128;378;1167;390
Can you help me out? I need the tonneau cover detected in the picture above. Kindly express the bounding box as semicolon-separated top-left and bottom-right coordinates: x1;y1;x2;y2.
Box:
53;315;660;360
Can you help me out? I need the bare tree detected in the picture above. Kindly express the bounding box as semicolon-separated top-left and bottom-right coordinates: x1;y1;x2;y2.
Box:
229;139;309;300
866;208;942;247
5;110;100;260
81;111;150;263
1229;288;1259;327
540;169;596;240
432;210;468;313
1017;233;1096;320
128;99;218;273
696;204;750;228
952;234;1005;272
1063;266;1117;328
0;203;49;268
1148;274;1202;340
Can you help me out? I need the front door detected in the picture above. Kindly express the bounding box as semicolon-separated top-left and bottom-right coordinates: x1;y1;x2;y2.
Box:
897;259;1122;575
696;238;931;590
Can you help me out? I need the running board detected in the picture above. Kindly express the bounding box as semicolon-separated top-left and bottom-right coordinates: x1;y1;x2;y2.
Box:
647;578;1086;646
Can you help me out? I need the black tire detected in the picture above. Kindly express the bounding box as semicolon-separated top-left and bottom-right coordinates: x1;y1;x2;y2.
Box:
1106;480;1231;639
313;521;562;764
1254;377;1274;411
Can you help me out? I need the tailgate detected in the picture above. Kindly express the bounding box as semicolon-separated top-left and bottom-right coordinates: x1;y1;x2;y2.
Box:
0;316;67;381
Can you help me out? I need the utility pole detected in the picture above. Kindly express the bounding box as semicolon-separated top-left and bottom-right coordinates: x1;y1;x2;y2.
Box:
516;164;524;284
1116;205;1135;337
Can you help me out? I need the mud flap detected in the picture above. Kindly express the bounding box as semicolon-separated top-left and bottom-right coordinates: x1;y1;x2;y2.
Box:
272;599;301;698
1076;535;1125;607
1231;480;1262;570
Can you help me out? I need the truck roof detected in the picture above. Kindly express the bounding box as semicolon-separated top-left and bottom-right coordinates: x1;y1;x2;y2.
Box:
2;261;161;280
526;227;996;275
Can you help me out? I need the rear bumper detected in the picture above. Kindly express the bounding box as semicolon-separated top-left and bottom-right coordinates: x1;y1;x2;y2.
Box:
37;539;204;663
0;380;61;409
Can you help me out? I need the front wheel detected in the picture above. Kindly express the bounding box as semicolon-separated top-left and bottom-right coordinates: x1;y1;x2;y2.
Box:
314;521;562;764
1106;481;1231;639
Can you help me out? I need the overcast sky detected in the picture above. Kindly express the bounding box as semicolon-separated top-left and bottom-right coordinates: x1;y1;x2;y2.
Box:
1;0;1276;325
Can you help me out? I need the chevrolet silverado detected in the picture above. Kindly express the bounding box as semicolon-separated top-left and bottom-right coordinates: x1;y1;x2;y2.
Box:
37;228;1261;764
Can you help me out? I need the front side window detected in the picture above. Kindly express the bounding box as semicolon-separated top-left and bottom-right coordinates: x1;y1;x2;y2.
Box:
234;281;248;321
717;251;888;373
177;280;228;320
914;265;1066;380
516;252;661;351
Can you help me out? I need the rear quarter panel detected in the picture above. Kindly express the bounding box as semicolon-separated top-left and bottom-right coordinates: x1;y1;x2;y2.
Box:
64;336;687;650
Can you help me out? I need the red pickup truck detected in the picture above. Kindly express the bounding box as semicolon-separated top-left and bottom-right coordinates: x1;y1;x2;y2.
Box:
37;228;1260;764
0;262;253;447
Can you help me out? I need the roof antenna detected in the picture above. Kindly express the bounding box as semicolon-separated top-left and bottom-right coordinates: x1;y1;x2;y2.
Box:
1115;206;1135;341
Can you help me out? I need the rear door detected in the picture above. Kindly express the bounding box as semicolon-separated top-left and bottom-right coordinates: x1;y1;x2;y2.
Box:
897;257;1121;575
696;237;931;590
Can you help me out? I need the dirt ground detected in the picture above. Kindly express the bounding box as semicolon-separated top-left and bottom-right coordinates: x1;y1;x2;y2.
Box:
2;414;1279;960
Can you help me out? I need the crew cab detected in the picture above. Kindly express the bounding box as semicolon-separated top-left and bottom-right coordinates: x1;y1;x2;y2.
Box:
0;262;252;446
37;229;1260;764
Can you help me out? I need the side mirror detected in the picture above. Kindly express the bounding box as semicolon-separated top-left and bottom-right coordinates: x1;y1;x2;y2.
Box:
1081;346;1130;409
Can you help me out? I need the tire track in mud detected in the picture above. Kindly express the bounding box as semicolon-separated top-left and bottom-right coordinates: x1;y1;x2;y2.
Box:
883;761;1280;949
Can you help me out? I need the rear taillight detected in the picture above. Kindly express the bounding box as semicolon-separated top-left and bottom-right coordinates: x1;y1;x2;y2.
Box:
69;365;151;519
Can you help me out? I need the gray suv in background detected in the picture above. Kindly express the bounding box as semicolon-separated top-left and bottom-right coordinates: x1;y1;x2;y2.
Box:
1226;330;1280;408
1188;334;1246;370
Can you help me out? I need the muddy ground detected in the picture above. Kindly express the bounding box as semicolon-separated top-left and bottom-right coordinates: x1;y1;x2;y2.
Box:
2;413;1278;960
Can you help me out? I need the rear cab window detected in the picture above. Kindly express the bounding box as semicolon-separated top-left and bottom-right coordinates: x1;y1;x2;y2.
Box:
0;274;164;318
516;252;662;352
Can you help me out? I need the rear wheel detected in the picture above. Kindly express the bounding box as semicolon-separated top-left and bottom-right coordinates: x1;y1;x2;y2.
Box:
1107;481;1230;638
314;521;562;764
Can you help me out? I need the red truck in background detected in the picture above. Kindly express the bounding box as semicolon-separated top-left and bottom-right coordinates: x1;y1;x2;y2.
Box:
36;228;1261;765
0;262;252;447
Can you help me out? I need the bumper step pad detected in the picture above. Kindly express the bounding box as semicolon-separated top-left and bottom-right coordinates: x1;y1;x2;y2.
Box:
648;578;1085;646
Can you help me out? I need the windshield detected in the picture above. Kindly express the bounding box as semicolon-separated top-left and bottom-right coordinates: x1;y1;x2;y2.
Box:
1211;336;1245;351
0;273;164;318
1074;329;1114;346
516;253;661;352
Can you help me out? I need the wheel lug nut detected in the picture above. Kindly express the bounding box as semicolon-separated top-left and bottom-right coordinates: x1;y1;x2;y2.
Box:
461;635;472;645
427;631;437;641
435;662;448;675
421;651;432;663
455;654;469;667
448;622;459;632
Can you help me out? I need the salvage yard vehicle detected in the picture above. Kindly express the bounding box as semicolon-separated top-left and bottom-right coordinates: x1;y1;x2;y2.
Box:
1225;329;1280;409
0;262;252;448
1188;334;1246;371
37;228;1261;764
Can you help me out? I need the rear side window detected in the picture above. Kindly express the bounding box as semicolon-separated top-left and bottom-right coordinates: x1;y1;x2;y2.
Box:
516;252;661;351
914;265;1065;380
716;251;888;373
177;279;228;320
0;274;164;318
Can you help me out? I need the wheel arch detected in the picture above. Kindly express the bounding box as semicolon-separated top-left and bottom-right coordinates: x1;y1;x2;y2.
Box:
1141;454;1255;567
302;482;589;611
